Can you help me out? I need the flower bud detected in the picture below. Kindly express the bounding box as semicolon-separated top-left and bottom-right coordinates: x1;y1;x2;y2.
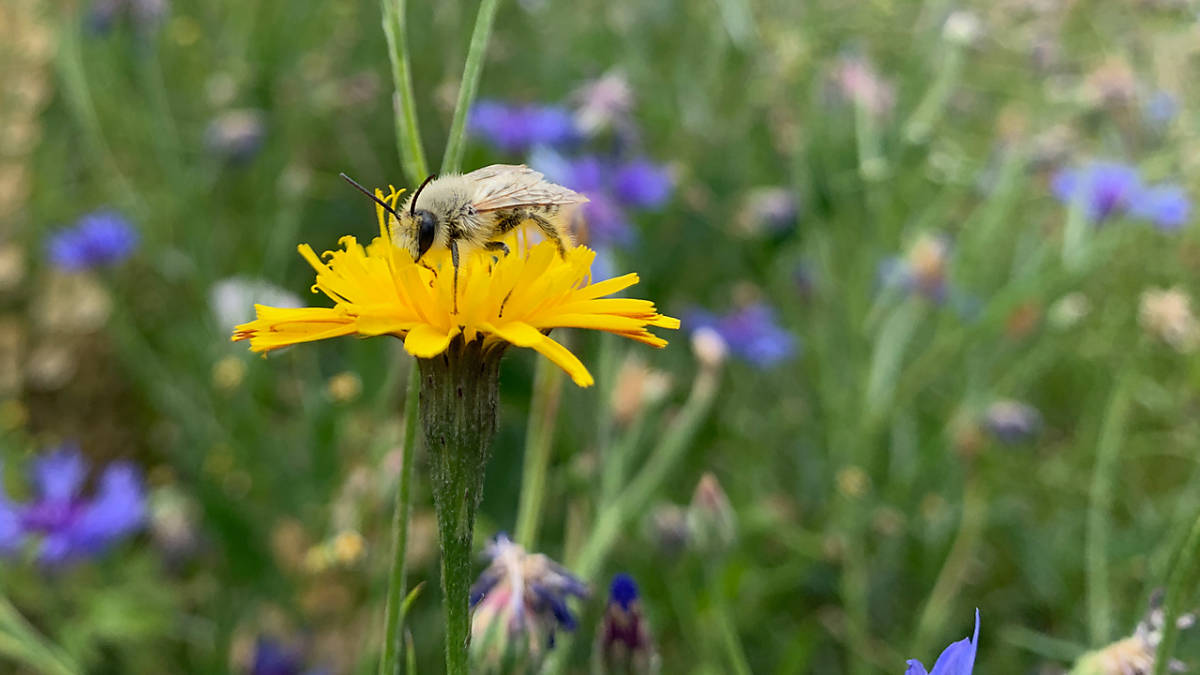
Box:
594;573;660;674
687;473;736;554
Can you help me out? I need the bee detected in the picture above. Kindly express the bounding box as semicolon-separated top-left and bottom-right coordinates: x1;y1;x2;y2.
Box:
340;163;588;271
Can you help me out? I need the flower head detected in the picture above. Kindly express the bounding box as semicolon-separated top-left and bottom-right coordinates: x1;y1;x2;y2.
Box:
596;573;659;673
46;210;138;271
232;185;678;387
468;101;580;154
0;444;146;564
249;636;329;675
880;233;951;303
1131;184;1191;231
572;71;636;138
206;108;266;164
983;399;1042;444
470;534;588;661
1139;286;1200;353
1051;161;1142;223
1071;592;1194;675
686;302;797;368
905;609;980;675
532;149;673;247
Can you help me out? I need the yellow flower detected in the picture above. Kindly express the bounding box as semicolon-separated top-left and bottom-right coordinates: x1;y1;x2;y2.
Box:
232;187;679;386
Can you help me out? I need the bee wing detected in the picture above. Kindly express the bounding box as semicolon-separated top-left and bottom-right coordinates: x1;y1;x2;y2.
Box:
466;164;589;213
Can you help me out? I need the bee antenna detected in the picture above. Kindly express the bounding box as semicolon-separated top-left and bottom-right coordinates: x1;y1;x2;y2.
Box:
411;174;438;217
340;172;402;220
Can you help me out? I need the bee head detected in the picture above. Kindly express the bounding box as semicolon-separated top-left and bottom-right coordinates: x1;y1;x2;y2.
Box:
410;174;438;261
413;209;437;260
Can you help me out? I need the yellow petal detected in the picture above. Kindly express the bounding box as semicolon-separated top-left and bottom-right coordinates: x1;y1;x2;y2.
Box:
404;323;459;358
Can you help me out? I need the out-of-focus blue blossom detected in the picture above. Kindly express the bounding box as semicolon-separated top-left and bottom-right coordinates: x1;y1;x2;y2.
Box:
737;187;799;238
0;444;146;564
1131;184;1191;231
468;100;580;154
206;109;267;164
879;234;951;303
597;574;658;672
983;400;1042;444
1144;90;1178;127
470;533;588;659
905;610;980;675
87;0;167;34
249;637;329;675
46;210;139;271
613;160;673;209
1051;161;1142;223
531;148;673;247
685;303;798;368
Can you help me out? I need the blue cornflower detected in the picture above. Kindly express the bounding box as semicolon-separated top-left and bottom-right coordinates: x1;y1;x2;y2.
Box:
1144;90;1178;127
685;303;798;368
531;148;673;247
468;100;580;155
250;637;329;675
470;533;588;657
47;210;138;271
597;574;657;672
0;444;145;564
1051;161;1142;222
1131;184;1191;231
612;160;673;209
905;610;980;675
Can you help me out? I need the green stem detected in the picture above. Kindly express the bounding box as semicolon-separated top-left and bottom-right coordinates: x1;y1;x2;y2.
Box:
573;367;720;580
419;338;504;675
381;0;429;184
1085;366;1134;645
911;476;987;657
0;595;79;675
714;598;753;675
440;0;502;174
1154;512;1200;675
903;41;965;145
379;364;421;675
515;355;564;548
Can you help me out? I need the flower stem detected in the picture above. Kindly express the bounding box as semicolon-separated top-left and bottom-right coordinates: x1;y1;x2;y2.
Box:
1085;365;1133;645
1154;511;1200;675
911;474;987;657
440;0;502;174
419;338;504;675
380;0;429;185
515;355;564;549
379;364;421;675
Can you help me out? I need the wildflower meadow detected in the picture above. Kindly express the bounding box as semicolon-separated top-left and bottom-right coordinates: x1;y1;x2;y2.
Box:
4;0;1200;673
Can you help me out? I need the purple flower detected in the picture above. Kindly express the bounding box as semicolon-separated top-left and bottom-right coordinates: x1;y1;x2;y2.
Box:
597;574;657;670
983;400;1042;444
1051;161;1142;222
879;234;951;303
686;303;798;368
47;210;138;271
531;149;673;248
1131;184;1191;231
906;610;979;675
0;444;145;564
468;101;579;154
612;160;672;209
250;637;329;675
470;533;588;655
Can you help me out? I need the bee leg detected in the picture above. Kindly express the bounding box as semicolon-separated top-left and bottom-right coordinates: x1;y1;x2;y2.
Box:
450;239;461;315
529;214;569;258
483;240;510;261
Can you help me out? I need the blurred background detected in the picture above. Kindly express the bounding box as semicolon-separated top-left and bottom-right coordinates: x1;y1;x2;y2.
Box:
3;0;1200;672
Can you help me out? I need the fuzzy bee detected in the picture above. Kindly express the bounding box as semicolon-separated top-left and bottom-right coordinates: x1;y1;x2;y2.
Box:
342;164;588;267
